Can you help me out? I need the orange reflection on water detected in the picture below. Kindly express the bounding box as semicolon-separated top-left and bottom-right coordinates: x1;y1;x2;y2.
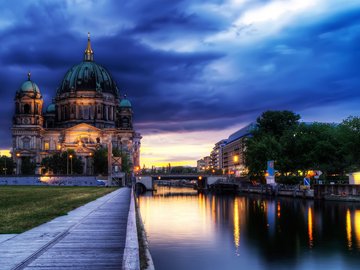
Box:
346;209;352;250
211;196;216;224
354;210;360;248
308;207;313;248
277;202;281;218
139;187;213;243
233;198;240;251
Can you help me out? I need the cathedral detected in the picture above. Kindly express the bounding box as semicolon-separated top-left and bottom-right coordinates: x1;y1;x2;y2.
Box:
11;34;141;175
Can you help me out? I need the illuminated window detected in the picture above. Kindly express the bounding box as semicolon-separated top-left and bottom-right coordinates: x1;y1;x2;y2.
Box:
44;142;50;150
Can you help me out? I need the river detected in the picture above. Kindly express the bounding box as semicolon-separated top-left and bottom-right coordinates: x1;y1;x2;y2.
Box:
138;186;360;270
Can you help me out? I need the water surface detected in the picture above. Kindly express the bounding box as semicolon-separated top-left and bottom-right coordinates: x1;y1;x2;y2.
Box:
138;186;360;270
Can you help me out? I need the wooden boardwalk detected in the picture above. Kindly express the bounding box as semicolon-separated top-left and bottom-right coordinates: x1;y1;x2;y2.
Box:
0;188;131;270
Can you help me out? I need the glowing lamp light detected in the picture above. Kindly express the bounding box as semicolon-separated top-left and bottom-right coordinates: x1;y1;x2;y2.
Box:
350;172;360;185
233;155;239;162
16;153;20;157
158;176;161;180
307;170;315;177
69;154;73;159
198;176;203;180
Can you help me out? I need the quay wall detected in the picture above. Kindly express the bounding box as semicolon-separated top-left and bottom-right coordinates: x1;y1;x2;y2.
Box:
314;184;360;200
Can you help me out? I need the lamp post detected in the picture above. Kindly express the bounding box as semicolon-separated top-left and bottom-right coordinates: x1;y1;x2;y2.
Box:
16;153;21;175
69;154;73;175
67;153;69;175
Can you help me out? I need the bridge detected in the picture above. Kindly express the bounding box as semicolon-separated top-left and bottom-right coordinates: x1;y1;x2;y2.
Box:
135;174;227;192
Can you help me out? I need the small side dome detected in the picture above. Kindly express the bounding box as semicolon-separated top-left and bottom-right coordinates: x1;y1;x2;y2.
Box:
46;103;56;113
19;72;41;94
119;98;132;108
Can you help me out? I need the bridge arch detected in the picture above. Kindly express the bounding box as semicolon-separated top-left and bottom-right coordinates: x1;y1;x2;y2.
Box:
135;182;147;193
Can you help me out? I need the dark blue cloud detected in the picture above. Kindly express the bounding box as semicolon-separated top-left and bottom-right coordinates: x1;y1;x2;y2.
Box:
0;0;360;148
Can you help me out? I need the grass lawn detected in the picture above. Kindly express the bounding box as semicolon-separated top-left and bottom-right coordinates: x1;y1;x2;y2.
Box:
0;186;117;234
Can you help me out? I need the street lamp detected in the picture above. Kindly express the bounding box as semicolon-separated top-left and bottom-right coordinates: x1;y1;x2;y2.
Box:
69;154;73;175
16;153;20;175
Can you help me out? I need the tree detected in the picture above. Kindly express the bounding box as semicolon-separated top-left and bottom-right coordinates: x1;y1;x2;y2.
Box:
245;134;282;176
93;147;132;175
280;122;342;176
245;110;300;176
21;157;36;175
0;156;15;175
41;150;83;174
338;116;360;172
254;110;300;138
93;147;108;175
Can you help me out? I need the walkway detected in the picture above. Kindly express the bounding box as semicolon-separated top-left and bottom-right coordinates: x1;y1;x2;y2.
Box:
0;188;133;270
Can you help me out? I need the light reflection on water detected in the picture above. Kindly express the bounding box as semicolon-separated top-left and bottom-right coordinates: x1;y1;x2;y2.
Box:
138;186;360;270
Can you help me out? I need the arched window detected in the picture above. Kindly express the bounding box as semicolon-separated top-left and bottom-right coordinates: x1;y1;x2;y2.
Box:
22;137;31;149
90;106;94;119
79;106;83;119
108;106;112;120
65;106;69;120
84;106;89;119
24;104;31;114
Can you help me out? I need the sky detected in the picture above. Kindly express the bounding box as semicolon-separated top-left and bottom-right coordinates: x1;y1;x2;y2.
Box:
0;0;359;166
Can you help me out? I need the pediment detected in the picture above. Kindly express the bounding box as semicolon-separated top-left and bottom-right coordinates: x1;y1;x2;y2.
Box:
64;123;101;133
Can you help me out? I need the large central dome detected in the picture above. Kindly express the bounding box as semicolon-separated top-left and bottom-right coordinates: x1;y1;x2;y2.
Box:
57;33;119;97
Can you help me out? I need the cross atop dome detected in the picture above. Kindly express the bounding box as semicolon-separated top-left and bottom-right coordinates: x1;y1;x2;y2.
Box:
84;32;94;62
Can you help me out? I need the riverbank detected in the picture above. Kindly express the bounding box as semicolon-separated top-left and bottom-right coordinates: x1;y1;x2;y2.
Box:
208;182;360;202
136;197;155;270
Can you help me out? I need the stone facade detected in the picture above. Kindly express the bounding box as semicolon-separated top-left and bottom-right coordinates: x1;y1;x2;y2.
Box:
11;34;141;175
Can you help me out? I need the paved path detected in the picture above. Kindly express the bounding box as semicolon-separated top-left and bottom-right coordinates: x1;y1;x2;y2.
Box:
0;188;131;270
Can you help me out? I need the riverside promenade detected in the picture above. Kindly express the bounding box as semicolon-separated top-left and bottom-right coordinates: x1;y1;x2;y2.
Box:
0;187;139;270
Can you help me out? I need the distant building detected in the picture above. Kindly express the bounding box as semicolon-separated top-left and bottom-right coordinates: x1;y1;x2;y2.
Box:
210;139;227;170
204;156;211;169
197;159;206;172
222;124;254;176
197;156;211;172
11;34;141;175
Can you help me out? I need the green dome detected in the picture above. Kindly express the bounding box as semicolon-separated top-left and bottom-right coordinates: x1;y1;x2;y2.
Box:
46;103;56;113
120;98;132;108
20;80;40;94
58;61;119;96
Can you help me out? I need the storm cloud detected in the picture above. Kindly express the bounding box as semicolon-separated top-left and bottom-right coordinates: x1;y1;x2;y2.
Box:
0;0;360;150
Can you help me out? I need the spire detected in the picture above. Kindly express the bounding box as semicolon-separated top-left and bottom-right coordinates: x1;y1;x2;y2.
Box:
84;32;94;61
27;72;31;81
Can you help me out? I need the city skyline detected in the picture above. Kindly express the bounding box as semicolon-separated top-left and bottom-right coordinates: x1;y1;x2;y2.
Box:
0;0;359;167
